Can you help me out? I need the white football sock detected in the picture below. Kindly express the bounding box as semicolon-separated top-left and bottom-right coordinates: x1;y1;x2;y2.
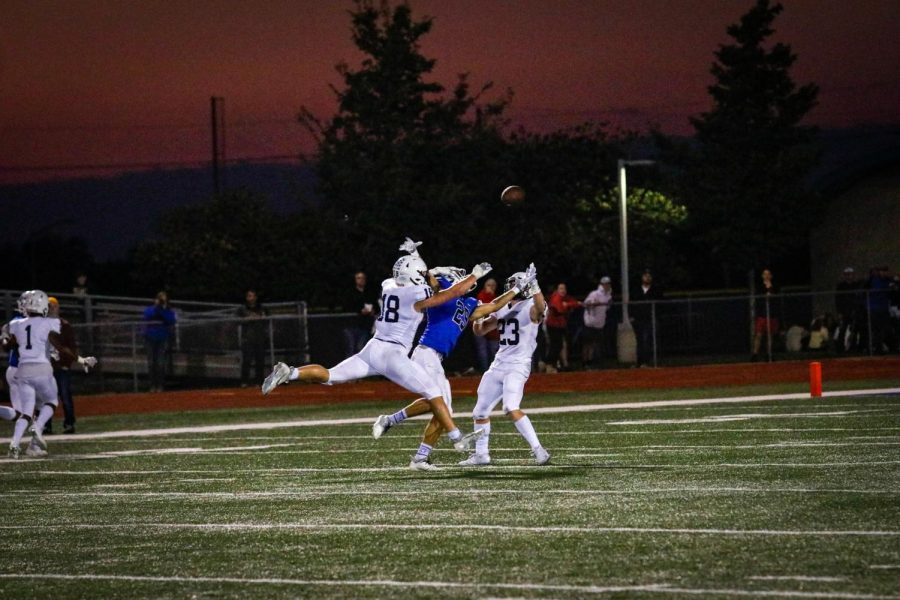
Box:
33;404;55;432
447;428;461;442
289;367;300;381
474;421;491;455
513;415;541;449
414;443;433;461
11;417;29;446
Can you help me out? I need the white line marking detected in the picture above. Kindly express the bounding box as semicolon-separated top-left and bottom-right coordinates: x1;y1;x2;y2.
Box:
1;387;895;444
0;574;896;598
0;487;894;500
0;522;897;537
868;565;900;570
4;459;899;473
607;410;878;425
748;576;848;582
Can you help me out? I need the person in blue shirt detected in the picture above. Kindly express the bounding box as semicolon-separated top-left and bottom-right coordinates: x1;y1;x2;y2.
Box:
143;291;177;392
372;255;537;471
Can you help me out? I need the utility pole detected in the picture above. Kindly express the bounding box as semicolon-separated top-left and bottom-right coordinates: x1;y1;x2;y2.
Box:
210;96;225;195
616;159;656;365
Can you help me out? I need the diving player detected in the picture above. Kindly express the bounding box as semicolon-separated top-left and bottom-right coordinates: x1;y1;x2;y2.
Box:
460;271;550;466
6;290;97;459
261;238;492;453
371;263;537;471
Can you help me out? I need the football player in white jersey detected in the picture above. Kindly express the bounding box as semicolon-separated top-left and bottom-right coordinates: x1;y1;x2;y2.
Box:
262;238;492;453
371;263;537;472
460;270;551;466
6;290;97;459
0;291;30;426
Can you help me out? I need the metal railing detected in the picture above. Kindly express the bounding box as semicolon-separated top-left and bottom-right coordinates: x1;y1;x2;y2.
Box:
1;288;895;392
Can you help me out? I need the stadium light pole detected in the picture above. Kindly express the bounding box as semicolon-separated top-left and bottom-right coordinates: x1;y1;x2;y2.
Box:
617;159;656;364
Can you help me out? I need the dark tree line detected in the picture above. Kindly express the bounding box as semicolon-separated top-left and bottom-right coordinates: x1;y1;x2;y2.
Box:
20;0;817;305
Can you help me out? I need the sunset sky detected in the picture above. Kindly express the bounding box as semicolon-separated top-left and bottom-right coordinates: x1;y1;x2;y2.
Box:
3;0;899;184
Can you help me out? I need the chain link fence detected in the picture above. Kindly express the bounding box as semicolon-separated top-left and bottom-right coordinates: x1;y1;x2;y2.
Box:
1;288;896;393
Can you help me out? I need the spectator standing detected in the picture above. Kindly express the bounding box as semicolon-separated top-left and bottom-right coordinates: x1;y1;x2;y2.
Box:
143;291;176;392
545;283;581;372
835;267;860;352
866;266;894;354
72;273;89;297
752;268;779;361
342;271;380;358
631;269;663;367
237;289;270;387
473;278;501;371
47;297;79;434
582;276;613;369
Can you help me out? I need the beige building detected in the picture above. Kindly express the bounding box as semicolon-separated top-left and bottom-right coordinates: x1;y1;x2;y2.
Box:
810;162;900;314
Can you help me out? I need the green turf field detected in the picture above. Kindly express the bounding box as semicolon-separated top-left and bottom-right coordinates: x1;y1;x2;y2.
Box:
1;384;898;598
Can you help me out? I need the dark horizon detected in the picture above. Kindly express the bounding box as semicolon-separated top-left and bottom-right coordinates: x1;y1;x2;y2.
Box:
3;0;899;185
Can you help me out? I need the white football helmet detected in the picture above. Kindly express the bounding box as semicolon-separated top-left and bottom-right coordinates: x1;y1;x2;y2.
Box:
429;266;473;291
16;290;33;315
393;255;428;286
22;289;49;316
504;272;535;299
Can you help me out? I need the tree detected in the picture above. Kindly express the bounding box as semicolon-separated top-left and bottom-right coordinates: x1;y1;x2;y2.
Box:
299;1;687;294
132;190;299;300
299;0;511;278
664;0;820;285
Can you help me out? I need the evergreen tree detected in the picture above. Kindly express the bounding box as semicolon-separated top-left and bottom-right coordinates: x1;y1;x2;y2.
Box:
299;0;510;278
669;0;819;285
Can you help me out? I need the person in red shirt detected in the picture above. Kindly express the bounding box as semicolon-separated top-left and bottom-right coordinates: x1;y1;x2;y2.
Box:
545;283;581;372
473;278;500;371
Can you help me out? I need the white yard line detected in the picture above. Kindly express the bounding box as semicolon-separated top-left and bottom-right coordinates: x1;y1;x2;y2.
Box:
0;487;895;500
0;522;897;537
3;459;899;472
749;576;848;582
607;410;881;425
0;573;895;599
2;387;896;445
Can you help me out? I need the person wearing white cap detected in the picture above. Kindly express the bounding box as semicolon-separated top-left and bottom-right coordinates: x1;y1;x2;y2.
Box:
582;276;613;368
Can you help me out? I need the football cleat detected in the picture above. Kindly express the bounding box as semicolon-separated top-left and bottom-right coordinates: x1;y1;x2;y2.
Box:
372;415;392;439
28;425;48;451
261;362;291;395
458;453;491;466
409;457;438;471
7;445;21;460
25;443;48;458
452;428;485;453
532;446;551;466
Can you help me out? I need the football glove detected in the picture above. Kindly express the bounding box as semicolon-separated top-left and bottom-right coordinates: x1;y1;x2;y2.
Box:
471;262;492;279
77;356;98;372
520;262;538;290
398;237;423;257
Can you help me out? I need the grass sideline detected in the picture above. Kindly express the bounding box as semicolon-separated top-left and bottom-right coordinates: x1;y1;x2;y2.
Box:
1;385;898;599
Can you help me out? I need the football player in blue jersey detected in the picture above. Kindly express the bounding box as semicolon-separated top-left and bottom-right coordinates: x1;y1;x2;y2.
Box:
372;261;537;471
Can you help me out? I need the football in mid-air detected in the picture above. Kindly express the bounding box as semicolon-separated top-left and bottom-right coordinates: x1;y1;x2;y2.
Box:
500;185;525;205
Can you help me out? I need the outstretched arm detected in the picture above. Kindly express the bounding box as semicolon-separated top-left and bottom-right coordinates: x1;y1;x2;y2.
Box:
413;262;492;312
471;288;516;321
49;331;97;372
473;314;499;337
470;263;537;320
530;291;547;323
